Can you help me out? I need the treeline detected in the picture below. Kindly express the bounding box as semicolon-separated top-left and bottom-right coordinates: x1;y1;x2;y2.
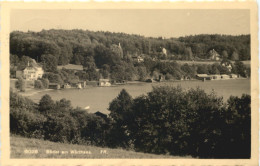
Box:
10;30;250;65
11;54;250;85
10;86;251;158
10;30;250;83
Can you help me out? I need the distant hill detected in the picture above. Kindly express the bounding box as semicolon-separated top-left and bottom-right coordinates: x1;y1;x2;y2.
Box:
10;29;250;66
10;136;189;158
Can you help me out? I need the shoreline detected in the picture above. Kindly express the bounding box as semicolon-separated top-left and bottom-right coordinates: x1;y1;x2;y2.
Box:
19;89;54;97
18;77;250;97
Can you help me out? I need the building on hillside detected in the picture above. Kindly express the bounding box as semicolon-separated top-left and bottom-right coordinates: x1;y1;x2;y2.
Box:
230;74;238;78
22;60;44;80
221;61;233;72
94;111;108;119
132;55;144;63
210;74;222;80
196;74;213;81
49;83;61;90
79;81;86;88
221;74;230;79
99;79;111;87
209;49;221;61
62;83;72;89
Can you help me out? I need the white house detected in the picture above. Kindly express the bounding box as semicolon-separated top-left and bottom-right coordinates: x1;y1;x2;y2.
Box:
23;61;44;80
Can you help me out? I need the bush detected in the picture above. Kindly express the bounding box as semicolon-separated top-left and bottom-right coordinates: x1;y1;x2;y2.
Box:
15;77;26;92
34;80;44;89
43;114;79;143
165;73;173;80
41;78;49;89
10;90;46;138
10;108;46;139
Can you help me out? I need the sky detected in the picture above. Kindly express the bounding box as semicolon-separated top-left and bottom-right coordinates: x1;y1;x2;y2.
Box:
11;9;250;38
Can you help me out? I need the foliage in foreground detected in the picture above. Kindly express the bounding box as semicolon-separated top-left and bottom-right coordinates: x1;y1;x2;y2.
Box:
11;136;182;158
10;86;251;158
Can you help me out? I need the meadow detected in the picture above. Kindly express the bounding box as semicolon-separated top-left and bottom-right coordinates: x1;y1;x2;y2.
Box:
10;136;188;158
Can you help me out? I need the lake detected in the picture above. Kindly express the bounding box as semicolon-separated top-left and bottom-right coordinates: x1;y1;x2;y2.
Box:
28;79;251;114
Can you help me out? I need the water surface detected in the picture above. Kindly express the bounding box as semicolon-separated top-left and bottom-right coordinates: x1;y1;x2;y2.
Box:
28;79;250;114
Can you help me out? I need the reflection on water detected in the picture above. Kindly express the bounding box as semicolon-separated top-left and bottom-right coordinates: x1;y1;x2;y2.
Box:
28;79;250;114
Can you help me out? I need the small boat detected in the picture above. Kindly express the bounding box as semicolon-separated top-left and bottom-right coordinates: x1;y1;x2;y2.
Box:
84;106;90;110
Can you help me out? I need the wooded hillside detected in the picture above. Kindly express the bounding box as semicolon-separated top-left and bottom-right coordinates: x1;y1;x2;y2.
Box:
10;30;250;66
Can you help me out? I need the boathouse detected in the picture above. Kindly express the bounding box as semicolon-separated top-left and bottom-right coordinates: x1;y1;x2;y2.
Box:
99;79;111;86
49;83;61;90
196;74;212;81
230;74;238;78
221;74;230;79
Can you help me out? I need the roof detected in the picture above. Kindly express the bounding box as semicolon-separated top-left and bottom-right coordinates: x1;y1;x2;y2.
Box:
57;64;83;71
196;74;209;77
94;111;108;118
99;79;110;82
24;66;38;71
21;60;42;70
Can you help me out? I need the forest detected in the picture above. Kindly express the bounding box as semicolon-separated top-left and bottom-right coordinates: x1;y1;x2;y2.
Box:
10;29;250;84
10;29;250;64
10;86;251;158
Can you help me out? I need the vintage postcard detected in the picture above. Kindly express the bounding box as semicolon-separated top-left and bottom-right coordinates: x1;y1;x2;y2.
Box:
0;1;258;165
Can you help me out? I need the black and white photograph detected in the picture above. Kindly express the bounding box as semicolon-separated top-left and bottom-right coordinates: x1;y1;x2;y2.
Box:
1;2;258;165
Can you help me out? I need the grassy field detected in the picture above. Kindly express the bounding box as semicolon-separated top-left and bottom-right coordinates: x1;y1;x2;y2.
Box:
174;60;251;67
10;136;189;158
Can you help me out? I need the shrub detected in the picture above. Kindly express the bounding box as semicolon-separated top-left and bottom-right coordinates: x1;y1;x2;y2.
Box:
15;77;26;92
34;80;44;89
165;73;173;80
41;78;49;89
10;91;46;138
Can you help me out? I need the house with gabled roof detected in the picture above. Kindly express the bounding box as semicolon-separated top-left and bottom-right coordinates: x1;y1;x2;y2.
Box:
21;60;44;80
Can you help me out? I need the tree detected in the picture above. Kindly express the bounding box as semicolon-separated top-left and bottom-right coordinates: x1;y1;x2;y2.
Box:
71;54;84;65
41;78;49;89
183;47;193;60
231;51;239;61
221;50;228;60
34;80;43;89
233;61;247;77
83;56;100;81
137;66;148;81
17;56;34;70
108;89;134;148
43;73;63;84
10;54;20;66
197;65;209;74
100;64;110;79
208;63;220;74
110;44;123;59
41;54;58;72
216;94;251;158
15;77;26;92
39;94;55;114
181;63;196;77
